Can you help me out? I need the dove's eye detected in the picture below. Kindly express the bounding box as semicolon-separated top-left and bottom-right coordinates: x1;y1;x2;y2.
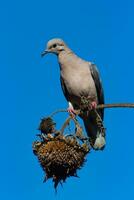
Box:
53;44;57;48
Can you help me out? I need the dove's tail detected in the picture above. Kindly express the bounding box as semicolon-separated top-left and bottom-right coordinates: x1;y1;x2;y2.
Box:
82;113;106;150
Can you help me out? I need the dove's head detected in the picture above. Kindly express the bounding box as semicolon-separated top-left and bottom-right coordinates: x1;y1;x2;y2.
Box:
41;38;67;56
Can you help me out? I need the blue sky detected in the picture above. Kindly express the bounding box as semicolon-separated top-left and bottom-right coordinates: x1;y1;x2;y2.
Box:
1;0;134;199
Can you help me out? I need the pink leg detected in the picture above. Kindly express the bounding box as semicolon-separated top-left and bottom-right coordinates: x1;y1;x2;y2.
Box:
91;101;97;109
67;102;76;116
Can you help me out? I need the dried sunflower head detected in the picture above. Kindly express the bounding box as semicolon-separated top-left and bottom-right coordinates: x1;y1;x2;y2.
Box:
32;134;89;189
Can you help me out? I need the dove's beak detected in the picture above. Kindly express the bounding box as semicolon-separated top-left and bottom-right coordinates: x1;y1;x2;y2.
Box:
41;50;50;57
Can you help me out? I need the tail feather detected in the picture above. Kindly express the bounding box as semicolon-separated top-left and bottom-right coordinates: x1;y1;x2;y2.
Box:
83;113;106;150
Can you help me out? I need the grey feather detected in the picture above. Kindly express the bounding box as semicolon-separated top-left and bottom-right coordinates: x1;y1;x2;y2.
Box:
89;63;104;120
60;76;69;101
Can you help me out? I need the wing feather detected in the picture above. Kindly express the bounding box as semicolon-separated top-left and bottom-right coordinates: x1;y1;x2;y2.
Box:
89;63;104;120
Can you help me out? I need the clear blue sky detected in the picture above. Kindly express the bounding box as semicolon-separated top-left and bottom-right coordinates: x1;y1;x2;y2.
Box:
1;0;134;199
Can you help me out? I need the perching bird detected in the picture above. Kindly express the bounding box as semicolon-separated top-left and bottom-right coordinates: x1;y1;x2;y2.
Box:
41;38;105;150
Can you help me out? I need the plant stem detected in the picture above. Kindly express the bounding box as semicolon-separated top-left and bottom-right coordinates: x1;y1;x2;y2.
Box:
97;103;134;109
50;103;134;117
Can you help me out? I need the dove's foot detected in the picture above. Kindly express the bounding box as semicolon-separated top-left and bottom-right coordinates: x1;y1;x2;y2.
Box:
91;101;97;109
67;102;76;116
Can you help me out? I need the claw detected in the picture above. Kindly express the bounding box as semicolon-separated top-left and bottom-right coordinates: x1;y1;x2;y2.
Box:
67;102;76;116
67;107;75;114
91;101;97;109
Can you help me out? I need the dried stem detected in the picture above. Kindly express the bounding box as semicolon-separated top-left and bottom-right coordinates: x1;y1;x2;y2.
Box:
97;103;134;109
60;116;72;134
50;103;134;117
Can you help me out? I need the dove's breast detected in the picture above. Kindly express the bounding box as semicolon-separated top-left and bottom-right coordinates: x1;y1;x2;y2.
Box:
60;57;97;102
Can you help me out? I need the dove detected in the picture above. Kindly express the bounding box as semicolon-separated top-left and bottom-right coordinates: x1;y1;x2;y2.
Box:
42;38;105;150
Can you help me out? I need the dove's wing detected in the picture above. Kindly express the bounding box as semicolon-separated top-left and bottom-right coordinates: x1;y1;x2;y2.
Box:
89;63;104;119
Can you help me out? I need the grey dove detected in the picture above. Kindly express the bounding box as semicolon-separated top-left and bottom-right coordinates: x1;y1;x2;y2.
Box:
42;38;105;150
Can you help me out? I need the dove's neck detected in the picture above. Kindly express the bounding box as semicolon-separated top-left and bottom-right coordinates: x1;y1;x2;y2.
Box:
58;48;83;70
58;47;73;58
